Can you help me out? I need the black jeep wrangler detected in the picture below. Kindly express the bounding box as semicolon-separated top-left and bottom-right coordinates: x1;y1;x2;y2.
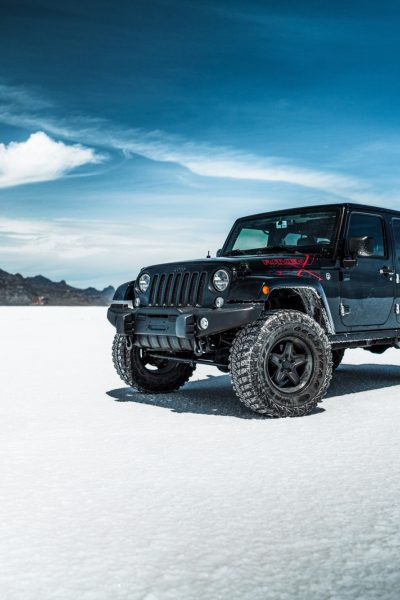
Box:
108;203;400;417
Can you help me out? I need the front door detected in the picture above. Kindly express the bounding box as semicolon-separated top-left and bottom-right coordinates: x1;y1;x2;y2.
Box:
340;211;395;328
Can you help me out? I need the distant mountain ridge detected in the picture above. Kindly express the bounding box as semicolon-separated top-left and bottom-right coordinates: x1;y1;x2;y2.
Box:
0;268;115;306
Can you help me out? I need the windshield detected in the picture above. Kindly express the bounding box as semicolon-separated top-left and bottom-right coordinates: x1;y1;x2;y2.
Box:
223;209;339;256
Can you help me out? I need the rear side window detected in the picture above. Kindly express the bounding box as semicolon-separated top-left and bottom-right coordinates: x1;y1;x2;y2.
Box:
392;219;400;260
347;213;385;257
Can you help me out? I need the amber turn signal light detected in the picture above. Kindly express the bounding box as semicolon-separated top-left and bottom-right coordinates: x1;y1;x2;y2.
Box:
262;285;270;295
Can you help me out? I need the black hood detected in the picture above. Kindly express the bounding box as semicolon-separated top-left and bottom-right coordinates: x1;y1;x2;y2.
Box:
141;253;321;276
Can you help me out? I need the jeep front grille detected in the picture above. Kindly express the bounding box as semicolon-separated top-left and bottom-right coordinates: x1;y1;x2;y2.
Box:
149;271;207;307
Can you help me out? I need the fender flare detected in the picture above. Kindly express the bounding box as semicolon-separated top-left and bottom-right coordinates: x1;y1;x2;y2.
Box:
267;282;335;334
113;280;135;301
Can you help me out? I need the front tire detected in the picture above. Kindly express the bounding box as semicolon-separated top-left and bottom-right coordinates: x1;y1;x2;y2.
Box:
112;334;195;393
230;310;332;417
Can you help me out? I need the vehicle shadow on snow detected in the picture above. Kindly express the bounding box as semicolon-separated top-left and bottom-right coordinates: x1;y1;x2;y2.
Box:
325;362;400;398
107;373;267;419
107;362;400;418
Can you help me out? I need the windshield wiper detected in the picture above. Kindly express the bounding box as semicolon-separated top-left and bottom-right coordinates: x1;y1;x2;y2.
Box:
224;248;248;256
259;244;332;256
225;246;302;256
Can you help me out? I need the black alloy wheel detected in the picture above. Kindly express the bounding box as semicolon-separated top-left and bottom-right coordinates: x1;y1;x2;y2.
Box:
266;337;313;393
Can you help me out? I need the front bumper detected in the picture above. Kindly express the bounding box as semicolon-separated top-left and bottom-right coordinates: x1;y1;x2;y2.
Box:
107;303;263;339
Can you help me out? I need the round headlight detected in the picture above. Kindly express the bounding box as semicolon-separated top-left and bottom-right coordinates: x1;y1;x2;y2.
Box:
213;269;230;292
138;273;150;292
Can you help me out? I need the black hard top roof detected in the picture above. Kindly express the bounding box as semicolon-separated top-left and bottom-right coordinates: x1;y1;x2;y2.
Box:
237;202;400;222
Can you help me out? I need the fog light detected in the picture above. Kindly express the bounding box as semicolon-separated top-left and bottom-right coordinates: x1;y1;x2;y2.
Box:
215;297;224;308
134;297;141;307
199;317;209;330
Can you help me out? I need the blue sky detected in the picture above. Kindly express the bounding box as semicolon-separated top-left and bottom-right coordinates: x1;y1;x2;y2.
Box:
1;0;400;287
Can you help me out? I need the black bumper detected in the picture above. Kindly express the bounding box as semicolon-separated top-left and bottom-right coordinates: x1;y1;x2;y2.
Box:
107;303;264;339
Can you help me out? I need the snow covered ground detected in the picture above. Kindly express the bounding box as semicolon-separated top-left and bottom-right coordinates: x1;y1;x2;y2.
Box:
1;307;400;600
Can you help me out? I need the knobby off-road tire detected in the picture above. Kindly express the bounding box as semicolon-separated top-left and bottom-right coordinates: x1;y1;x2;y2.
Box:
229;310;333;417
332;348;345;371
112;334;195;393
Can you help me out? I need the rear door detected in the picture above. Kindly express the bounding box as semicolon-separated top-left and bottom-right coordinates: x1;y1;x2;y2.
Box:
391;218;400;324
340;211;395;328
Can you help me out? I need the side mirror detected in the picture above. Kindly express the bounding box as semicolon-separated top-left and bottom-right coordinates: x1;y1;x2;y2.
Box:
343;236;374;268
216;249;222;257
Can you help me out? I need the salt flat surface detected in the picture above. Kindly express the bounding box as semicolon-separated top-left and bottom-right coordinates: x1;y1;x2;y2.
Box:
1;307;400;600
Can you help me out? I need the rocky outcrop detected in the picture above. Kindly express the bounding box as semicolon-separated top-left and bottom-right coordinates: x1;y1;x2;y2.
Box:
0;269;115;306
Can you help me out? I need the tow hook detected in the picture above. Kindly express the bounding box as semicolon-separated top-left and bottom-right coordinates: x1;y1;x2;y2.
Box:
194;339;206;356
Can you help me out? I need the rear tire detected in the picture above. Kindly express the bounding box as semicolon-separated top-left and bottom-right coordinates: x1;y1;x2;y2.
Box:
229;310;332;417
112;334;195;393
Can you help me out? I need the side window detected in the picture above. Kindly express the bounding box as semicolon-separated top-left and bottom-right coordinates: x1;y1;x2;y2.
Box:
347;213;385;257
392;219;400;260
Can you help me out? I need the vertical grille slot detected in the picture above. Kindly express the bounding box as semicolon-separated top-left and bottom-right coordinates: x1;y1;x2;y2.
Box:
163;273;174;305
149;274;159;305
188;272;199;305
155;274;166;305
179;272;190;305
170;273;181;306
196;272;207;305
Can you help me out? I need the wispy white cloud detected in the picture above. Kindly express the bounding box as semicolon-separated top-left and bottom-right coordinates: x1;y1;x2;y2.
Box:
99;129;376;199
115;135;360;194
0;131;104;188
47;122;366;196
0;83;369;198
0;82;53;110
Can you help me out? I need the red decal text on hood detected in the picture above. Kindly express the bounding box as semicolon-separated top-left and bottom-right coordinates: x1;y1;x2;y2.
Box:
263;255;322;281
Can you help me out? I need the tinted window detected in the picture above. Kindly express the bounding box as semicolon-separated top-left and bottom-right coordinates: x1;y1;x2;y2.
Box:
347;213;385;257
393;219;400;260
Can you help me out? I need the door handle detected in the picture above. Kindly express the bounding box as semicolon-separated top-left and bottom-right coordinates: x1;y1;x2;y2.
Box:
379;267;395;276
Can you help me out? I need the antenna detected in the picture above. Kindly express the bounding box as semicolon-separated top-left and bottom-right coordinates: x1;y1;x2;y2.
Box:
206;250;211;258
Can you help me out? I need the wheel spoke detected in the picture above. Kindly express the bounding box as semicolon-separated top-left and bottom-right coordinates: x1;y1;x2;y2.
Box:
284;341;294;359
274;368;287;385
287;369;300;385
269;353;282;367
293;354;307;368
